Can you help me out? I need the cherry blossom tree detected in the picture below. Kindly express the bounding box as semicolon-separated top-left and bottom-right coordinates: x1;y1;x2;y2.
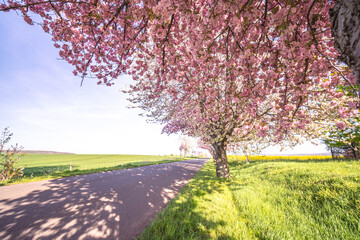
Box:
1;0;358;177
127;55;279;177
126;51;355;177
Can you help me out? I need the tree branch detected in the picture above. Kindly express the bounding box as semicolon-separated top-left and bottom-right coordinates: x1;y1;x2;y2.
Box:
306;0;356;94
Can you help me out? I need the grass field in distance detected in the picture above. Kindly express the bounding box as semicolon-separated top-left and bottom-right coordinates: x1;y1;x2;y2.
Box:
1;154;190;186
139;155;360;240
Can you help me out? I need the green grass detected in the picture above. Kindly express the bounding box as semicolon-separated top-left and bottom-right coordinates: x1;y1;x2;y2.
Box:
1;154;192;186
138;156;360;240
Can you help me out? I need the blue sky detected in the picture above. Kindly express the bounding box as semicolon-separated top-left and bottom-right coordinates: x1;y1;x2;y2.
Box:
0;12;328;155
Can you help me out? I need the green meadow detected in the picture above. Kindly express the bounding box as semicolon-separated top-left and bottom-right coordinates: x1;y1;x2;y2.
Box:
139;156;360;240
1;154;186;185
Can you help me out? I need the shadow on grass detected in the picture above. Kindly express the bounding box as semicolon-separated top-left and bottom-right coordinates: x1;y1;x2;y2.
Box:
138;162;237;240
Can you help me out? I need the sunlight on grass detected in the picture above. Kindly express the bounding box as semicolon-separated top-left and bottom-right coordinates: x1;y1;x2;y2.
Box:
139;156;360;240
139;162;256;240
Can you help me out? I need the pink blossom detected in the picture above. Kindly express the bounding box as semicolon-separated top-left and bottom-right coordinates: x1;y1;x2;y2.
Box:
336;121;346;130
23;15;32;25
338;107;349;118
348;101;357;109
334;92;344;98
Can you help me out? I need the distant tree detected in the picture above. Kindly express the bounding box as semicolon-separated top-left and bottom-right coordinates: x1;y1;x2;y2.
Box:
323;117;360;159
180;136;194;157
0;127;24;181
228;134;271;164
323;85;360;159
179;143;184;156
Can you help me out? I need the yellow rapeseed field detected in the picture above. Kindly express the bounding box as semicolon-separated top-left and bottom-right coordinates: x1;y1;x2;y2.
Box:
228;155;334;162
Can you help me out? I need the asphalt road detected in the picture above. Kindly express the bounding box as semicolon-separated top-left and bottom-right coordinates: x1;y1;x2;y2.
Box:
0;158;209;240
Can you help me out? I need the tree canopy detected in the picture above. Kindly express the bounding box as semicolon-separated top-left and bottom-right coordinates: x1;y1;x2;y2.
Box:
1;0;358;177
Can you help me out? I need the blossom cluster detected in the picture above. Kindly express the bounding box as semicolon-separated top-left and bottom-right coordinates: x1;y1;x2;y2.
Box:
1;0;357;150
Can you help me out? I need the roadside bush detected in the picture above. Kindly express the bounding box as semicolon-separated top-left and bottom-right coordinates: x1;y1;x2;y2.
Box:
0;127;24;181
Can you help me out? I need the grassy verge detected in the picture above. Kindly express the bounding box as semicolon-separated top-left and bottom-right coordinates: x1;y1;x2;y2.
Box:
138;157;360;240
1;154;196;186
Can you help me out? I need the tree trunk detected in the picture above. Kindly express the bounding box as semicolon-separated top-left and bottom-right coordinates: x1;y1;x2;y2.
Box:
212;141;231;178
330;146;335;159
351;142;357;160
245;155;250;164
330;0;360;89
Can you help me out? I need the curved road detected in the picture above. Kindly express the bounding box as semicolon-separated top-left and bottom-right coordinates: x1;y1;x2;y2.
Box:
0;158;209;240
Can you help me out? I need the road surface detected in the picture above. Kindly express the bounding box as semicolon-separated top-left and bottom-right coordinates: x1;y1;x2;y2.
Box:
0;158;209;240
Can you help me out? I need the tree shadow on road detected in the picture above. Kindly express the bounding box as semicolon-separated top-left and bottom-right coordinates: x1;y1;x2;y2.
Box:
0;159;208;240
